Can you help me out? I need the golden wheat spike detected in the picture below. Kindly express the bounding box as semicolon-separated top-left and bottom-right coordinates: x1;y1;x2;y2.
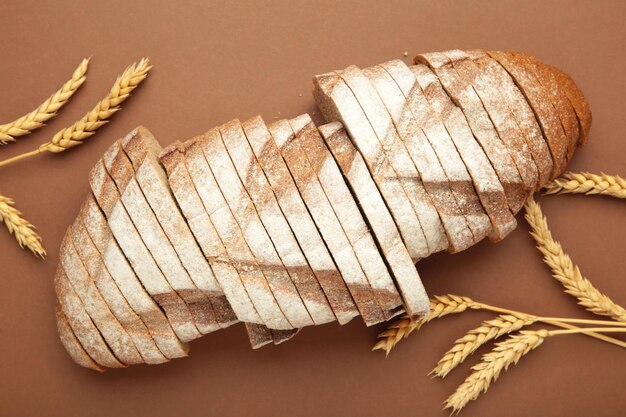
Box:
444;330;549;413
0;58;90;144
525;196;626;322
544;172;626;199
432;314;536;378
0;194;45;258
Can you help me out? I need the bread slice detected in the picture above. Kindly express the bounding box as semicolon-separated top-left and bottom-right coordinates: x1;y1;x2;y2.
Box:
244;322;274;349
415;54;529;212
313;72;434;259
181;135;291;330
243;116;354;325
234;117;335;326
55;302;105;372
54;265;125;368
89;159;200;343
290;114;402;320
465;50;553;187
404;63;517;241
206;120;313;328
103;141;218;336
364;63;491;249
545;64;591;145
511;52;580;162
71;216;167;364
121;127;237;328
320;121;430;318
271;328;300;345
59;228;143;365
443;50;539;191
159;143;258;325
337;66;454;254
487;51;570;178
79;194;186;359
269;119;382;326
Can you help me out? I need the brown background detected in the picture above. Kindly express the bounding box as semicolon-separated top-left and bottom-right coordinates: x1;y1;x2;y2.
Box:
1;1;624;416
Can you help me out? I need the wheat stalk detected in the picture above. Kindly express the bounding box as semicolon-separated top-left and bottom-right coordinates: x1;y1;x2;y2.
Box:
444;329;549;413
525;196;626;322
544;172;626;199
0;58;151;168
0;194;45;258
0;58;90;144
444;327;626;413
432;314;536;378
373;295;481;355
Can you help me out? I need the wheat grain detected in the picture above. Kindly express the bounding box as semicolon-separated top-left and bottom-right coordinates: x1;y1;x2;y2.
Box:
525;197;626;322
444;330;548;413
373;295;480;355
432;314;536;378
544;172;626;199
0;58;151;169
0;58;90;144
0;194;45;258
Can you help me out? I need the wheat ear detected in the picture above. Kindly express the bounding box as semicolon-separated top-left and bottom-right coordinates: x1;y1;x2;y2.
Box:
444;329;548;413
0;58;90;144
0;58;151;168
525;196;626;322
544;172;626;199
0;194;45;258
373;295;481;355
432;314;536;378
